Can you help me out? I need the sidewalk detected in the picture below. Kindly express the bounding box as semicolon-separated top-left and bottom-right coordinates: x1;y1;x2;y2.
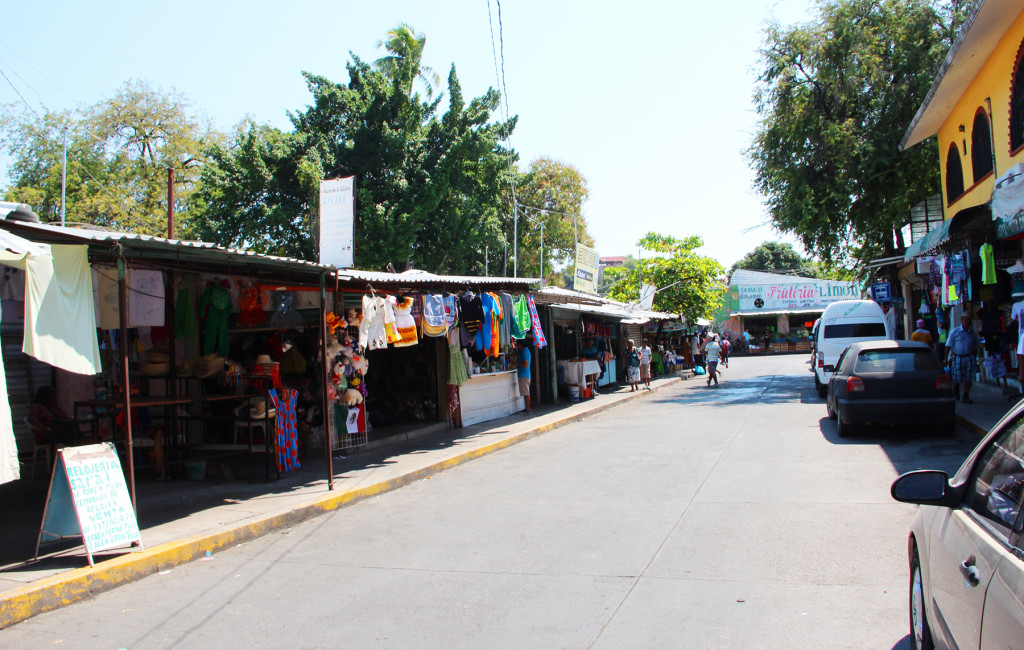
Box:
953;379;1022;435
0;374;687;628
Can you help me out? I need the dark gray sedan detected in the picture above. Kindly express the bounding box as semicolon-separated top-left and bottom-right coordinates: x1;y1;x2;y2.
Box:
825;340;956;437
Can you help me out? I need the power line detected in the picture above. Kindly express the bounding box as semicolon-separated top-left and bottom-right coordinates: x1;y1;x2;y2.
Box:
487;0;520;276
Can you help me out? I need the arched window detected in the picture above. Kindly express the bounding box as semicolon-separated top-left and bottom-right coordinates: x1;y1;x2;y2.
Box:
1011;36;1024;152
971;109;994;181
946;143;964;204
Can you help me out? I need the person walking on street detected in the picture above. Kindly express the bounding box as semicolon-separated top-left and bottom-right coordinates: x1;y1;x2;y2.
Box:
625;339;641;392
720;336;731;367
910;318;934;350
945;313;980;403
516;338;532;413
704;334;722;387
639;339;653;390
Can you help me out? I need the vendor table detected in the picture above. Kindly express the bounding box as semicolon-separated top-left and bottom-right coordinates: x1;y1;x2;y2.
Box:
458;370;524;426
557;360;602;389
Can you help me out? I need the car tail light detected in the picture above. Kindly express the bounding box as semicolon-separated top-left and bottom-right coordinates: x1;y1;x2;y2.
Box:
935;373;952;391
817;352;824;368
846;377;865;393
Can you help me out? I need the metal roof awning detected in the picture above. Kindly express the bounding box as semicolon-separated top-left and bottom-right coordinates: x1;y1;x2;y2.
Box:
336;268;538;291
0;220;335;284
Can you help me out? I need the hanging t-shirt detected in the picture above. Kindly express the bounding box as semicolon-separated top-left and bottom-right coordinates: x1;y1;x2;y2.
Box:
512;295;531;339
981;244;997;285
1013;302;1024;355
1009;261;1024;297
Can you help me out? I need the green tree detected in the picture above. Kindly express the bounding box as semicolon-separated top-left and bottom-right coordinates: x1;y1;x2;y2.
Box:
374;22;442;99
193;33;516;271
748;0;964;265
730;241;816;278
513;157;594;281
605;233;726;322
0;80;216;235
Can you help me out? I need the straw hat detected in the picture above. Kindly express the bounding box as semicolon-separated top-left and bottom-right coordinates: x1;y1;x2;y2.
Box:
139;361;170;377
194;354;226;379
146;351;170;363
256;354;274;365
249;397;277;420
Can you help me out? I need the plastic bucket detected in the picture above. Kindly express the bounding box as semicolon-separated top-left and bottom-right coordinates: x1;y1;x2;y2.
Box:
568;386;580;401
184;459;207;481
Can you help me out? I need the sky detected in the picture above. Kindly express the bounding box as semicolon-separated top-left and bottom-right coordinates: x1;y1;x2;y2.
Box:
0;0;817;269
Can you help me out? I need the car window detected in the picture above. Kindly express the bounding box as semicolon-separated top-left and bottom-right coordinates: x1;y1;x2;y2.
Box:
838;349;855;373
966;414;1024;538
824;322;887;339
855;350;940;373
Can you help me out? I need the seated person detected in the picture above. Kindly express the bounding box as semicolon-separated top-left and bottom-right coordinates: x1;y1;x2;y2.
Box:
581;338;599;360
28;386;78;447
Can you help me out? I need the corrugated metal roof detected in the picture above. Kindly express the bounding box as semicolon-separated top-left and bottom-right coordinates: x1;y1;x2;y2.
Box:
0;220;333;277
336;268;538;288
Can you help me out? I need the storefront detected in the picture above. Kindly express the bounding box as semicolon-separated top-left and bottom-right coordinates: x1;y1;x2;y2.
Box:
717;270;860;353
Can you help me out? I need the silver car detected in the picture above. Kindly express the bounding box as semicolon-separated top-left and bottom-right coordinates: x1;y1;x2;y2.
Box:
891;405;1024;649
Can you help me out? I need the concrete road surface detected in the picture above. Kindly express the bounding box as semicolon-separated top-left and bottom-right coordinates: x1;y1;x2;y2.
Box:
1;354;979;649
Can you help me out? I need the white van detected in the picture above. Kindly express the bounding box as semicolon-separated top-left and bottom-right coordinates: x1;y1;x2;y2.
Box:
813;300;889;397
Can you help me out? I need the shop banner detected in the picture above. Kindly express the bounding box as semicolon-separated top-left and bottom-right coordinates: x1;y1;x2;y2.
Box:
573;244;599;294
993;163;1024;239
36;443;142;567
737;280;858;312
319;177;355;268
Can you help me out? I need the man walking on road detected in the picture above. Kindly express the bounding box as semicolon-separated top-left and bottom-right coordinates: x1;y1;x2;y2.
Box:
945;313;980;403
704;334;722;387
639;339;653;390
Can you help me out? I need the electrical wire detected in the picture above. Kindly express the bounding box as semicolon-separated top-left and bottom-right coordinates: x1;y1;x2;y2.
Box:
487;0;520;274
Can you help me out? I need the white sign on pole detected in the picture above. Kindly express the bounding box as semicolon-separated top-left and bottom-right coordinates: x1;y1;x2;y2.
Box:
319;177;355;268
640;284;657;310
573;244;599;294
36;443;142;567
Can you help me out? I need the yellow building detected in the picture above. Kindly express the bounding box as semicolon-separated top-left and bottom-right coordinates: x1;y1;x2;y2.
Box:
903;0;1024;236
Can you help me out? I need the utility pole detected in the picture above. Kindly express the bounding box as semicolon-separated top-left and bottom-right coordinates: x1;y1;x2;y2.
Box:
485;246;489;277
60;126;67;226
539;222;544;286
167;167;175;239
513;203;518;277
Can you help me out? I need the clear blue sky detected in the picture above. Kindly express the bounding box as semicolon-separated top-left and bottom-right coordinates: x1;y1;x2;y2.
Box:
0;0;815;269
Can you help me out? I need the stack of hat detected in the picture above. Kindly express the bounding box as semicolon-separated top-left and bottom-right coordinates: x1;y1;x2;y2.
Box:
139;340;171;376
192;353;227;379
248;396;276;420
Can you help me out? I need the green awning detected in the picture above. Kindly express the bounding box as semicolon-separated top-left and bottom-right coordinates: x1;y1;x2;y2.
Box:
903;218;953;261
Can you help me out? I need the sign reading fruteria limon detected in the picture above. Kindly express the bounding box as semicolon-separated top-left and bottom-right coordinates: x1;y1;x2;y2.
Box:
737;281;859;312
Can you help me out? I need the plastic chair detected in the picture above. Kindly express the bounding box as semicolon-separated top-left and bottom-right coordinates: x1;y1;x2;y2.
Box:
25;418;51;479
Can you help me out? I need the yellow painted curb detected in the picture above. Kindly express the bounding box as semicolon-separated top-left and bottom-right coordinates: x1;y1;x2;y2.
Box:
955;414;988;437
0;376;683;628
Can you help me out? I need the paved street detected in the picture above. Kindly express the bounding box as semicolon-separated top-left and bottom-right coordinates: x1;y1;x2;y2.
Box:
1;354;979;649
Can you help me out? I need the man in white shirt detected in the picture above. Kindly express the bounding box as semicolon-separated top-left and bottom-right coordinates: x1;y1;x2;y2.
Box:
639;339;653;390
704;334;722;387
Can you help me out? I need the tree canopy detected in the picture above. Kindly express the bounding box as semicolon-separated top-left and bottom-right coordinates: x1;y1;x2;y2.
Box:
605;233;725;322
192;52;517;270
0;80;215;235
513;157;594;282
748;0;964;265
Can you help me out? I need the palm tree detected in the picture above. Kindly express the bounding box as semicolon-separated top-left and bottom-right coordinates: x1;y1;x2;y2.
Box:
373;23;442;99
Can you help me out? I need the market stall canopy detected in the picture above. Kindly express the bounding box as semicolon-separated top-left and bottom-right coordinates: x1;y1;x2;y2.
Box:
993;163;1024;239
533;286;681;325
902;202;992;260
335;268;538;292
0;220;335;285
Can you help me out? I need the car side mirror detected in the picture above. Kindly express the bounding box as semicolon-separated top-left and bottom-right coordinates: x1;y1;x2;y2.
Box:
891;470;956;506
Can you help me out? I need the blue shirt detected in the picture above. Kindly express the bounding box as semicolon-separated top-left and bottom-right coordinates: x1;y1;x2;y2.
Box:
517;347;531;379
945;325;979;356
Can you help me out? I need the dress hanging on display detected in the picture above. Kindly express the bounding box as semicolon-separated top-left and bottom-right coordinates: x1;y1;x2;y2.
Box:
269;388;300;473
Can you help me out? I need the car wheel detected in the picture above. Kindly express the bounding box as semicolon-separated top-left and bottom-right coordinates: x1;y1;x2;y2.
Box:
826;395;837;420
836;413;855;438
815;374;827;398
910;546;934;650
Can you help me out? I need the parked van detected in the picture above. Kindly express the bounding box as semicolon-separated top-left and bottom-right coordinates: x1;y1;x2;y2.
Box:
813;300;889;397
